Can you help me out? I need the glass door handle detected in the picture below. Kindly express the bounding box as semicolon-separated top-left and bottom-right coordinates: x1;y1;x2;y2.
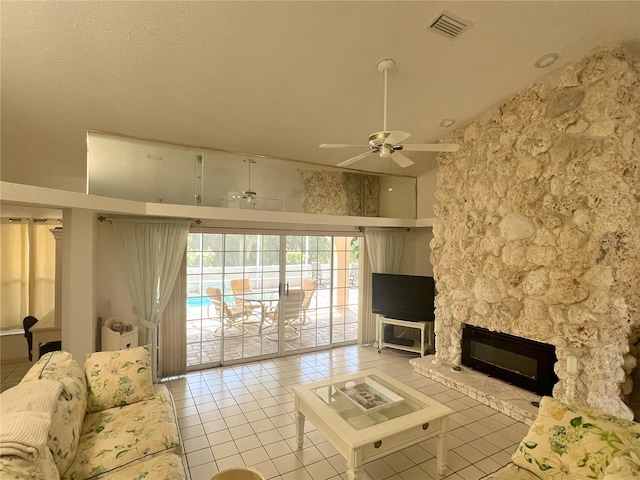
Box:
278;282;290;296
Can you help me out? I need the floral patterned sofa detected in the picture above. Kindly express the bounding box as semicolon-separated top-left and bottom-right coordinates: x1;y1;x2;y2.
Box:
482;396;640;480
0;346;185;480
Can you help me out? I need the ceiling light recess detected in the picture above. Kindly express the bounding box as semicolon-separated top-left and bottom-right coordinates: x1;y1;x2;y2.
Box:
440;118;456;128
534;53;559;69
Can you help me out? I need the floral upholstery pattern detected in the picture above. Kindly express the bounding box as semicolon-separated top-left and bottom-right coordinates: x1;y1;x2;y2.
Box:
62;385;181;480
511;396;640;479
93;452;185;480
604;448;640;479
84;345;154;413
0;447;60;480
2;349;184;480
20;351;87;476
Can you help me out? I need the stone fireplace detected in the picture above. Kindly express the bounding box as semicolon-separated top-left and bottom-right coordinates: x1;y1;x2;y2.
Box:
461;324;558;396
429;46;640;420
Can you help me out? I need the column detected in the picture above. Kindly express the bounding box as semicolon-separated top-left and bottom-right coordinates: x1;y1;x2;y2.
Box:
61;208;97;363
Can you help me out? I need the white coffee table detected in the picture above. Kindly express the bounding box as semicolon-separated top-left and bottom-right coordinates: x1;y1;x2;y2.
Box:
292;368;453;479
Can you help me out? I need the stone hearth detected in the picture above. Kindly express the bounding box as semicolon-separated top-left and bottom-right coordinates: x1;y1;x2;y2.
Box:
411;355;539;425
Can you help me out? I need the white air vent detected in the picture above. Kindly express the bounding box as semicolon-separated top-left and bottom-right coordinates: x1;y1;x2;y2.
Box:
428;11;472;39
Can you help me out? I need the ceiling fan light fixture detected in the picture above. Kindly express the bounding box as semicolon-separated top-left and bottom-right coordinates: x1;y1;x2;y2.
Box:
324;59;459;169
240;159;258;202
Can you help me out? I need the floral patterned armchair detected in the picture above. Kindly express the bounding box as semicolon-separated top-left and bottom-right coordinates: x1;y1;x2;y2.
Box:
482;396;640;480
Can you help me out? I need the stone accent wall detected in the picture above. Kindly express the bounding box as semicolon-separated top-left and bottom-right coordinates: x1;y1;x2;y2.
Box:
300;171;379;216
431;47;640;419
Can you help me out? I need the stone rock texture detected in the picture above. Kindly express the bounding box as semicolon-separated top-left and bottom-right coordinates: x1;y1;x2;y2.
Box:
430;47;640;420
300;171;379;216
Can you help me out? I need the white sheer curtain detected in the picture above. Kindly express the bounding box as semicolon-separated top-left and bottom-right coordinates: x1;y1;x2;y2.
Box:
160;254;187;378
365;227;405;274
361;227;406;346
30;223;56;320
112;218;190;380
357;240;375;345
1;219;55;330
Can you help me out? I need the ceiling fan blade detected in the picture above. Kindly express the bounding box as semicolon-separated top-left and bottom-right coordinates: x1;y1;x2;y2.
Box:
319;143;368;148
384;130;411;146
391;152;414;168
337;150;376;167
401;143;460;152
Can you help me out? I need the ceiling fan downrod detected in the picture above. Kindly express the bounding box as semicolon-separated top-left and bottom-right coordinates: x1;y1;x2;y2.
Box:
242;158;257;201
377;59;395;133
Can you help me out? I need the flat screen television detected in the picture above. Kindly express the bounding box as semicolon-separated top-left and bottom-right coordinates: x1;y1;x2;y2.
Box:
372;273;435;322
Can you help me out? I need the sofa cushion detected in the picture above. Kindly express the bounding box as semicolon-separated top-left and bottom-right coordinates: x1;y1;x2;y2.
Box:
20;351;87;476
84;345;154;413
604;447;640;479
0;447;60;480
512;396;640;479
88;452;185;480
62;384;181;480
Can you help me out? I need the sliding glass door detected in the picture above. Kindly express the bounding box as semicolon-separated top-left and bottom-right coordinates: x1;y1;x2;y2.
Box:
187;232;359;369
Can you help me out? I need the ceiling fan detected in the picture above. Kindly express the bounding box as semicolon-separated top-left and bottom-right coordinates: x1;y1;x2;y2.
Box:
227;159;279;209
320;59;459;168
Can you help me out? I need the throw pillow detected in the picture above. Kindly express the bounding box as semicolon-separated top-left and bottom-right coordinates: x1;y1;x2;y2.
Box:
512;396;640;479
85;345;154;413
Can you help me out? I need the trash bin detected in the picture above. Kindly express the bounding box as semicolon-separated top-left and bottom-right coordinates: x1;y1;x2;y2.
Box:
210;466;265;480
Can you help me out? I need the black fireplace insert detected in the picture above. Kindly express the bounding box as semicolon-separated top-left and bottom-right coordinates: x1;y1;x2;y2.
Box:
461;324;558;396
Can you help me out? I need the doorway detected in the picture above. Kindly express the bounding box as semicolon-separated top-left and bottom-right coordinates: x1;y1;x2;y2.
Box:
186;232;360;368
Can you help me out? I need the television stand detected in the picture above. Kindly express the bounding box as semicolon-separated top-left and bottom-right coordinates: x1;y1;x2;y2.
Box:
378;317;433;358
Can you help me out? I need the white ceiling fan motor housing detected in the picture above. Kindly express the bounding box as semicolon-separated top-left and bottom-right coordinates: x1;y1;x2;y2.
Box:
368;131;393;148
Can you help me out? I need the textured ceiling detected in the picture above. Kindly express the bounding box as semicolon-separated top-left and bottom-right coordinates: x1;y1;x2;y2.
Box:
2;1;639;191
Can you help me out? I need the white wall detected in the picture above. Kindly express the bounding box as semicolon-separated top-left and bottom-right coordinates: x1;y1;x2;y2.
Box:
416;168;438;219
398;228;434;277
96;222;138;332
61;208;98;363
378;176;417;219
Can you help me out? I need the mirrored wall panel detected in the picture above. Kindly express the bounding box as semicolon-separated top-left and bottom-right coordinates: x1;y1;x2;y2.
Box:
87;132;416;218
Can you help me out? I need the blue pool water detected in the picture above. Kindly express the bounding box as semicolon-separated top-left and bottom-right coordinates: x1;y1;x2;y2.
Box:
187;291;234;308
187;297;207;308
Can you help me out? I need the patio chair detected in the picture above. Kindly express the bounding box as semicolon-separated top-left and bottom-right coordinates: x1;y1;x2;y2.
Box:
260;289;304;341
230;278;262;319
206;287;247;336
298;278;317;325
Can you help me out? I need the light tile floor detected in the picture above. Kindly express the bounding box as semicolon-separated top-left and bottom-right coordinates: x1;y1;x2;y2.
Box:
165;345;530;480
0;360;33;392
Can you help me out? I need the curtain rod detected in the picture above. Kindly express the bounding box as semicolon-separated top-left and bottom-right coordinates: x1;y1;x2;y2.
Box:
192;225;363;236
97;215;201;225
3;217;63;224
359;226;411;232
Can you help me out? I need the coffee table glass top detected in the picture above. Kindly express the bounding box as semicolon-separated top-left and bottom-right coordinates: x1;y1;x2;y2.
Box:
310;373;430;430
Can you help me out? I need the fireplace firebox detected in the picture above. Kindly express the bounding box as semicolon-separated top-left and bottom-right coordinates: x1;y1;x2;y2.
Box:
461;324;558;396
